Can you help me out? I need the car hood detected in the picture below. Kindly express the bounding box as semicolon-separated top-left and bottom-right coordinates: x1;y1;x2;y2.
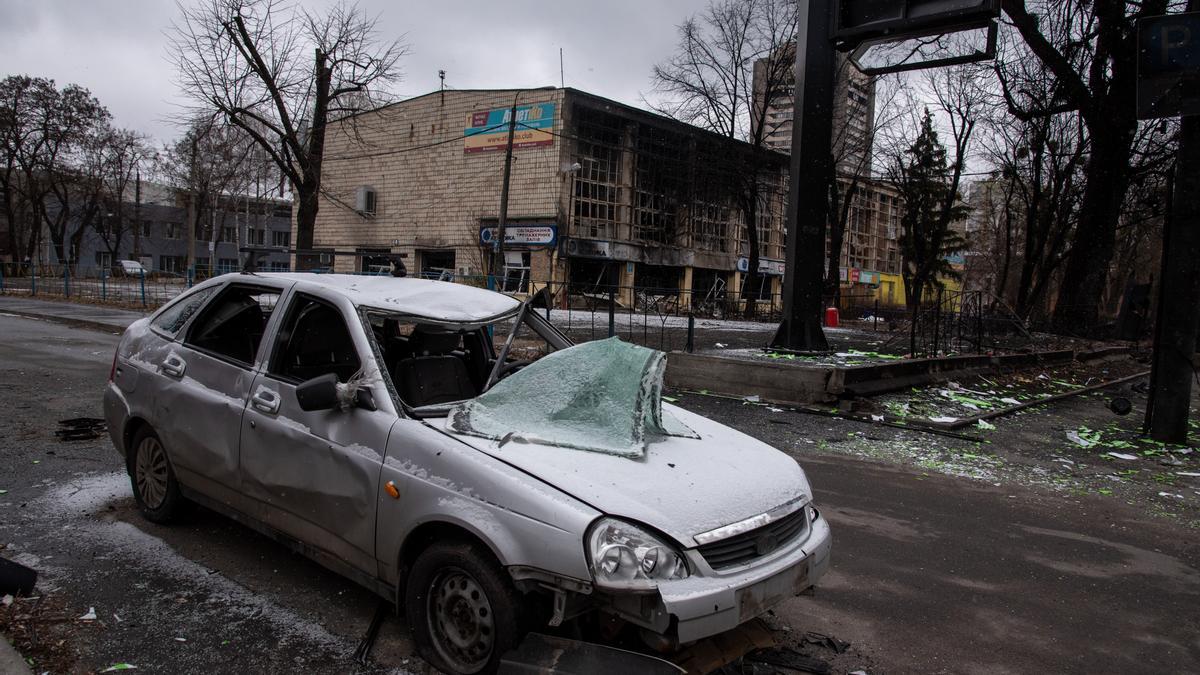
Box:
441;404;811;547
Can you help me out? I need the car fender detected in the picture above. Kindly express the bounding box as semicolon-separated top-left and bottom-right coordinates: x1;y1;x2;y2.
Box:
376;419;599;588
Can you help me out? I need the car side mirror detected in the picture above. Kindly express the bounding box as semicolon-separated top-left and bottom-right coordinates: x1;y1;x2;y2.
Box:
295;373;378;412
296;373;340;411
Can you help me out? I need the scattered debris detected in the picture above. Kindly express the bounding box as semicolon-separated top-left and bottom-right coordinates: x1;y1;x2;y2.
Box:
977;419;996;431
101;664;138;672
352;600;390;666
744;647;831;674
0;556;38;596
78;607;97;620
54;417;107;441
1108;397;1132;415
1067;428;1101;448
803;631;850;654
1107;453;1139;461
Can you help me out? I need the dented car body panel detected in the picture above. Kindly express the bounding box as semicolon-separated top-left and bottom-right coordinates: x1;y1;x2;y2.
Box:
103;273;830;647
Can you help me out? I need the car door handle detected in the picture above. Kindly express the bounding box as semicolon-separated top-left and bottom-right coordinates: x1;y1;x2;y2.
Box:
251;387;281;414
161;355;186;378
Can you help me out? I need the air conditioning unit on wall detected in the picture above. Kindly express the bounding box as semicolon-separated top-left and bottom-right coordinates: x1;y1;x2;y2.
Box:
356;186;377;217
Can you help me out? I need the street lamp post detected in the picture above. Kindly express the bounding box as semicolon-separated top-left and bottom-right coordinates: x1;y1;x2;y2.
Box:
493;86;556;288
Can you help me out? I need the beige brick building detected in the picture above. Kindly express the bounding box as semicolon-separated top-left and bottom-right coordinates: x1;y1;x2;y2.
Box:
311;88;790;309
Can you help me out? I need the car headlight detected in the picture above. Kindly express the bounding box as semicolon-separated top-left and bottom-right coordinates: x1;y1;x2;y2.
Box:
586;517;689;591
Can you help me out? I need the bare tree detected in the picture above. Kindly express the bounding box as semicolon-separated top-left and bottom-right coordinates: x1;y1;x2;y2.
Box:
0;76;110;268
157;116;277;275
90;128;153;265
168;0;406;268
1000;0;1176;332
651;0;798;317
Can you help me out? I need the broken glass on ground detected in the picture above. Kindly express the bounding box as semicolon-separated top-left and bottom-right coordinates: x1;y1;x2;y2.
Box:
448;337;696;457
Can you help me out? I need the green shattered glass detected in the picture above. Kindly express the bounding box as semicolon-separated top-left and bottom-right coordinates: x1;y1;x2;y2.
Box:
447;337;696;457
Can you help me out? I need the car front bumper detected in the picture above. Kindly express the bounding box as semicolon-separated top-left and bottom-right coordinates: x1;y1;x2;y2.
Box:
599;510;832;644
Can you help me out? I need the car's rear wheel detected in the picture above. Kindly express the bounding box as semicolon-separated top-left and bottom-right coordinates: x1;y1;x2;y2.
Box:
405;541;525;674
128;425;183;523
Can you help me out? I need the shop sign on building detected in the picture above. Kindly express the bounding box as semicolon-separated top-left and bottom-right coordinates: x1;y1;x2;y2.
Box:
839;267;880;285
737;256;786;276
464;103;556;154
479;224;557;248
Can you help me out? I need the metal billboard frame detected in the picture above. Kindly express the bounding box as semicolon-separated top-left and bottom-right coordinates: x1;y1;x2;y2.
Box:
831;0;1002;50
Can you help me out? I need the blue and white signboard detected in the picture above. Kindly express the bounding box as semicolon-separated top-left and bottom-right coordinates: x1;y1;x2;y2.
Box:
479;223;557;248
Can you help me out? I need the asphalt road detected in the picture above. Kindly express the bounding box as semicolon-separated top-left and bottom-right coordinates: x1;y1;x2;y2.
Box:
2;312;1199;673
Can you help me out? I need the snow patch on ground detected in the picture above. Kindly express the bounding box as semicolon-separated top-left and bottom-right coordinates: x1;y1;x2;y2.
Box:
35;472;363;659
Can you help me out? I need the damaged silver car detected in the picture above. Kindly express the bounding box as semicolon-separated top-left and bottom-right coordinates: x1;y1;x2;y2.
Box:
103;273;831;674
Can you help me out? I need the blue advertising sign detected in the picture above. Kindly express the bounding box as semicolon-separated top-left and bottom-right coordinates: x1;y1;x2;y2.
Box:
464;102;557;153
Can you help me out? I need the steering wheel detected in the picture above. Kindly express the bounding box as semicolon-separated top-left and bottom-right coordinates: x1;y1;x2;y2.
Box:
492;358;533;380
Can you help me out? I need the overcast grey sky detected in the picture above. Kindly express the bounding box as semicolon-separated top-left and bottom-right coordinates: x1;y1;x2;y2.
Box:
0;0;704;145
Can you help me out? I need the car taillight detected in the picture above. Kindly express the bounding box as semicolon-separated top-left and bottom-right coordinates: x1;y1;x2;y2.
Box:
109;349;119;382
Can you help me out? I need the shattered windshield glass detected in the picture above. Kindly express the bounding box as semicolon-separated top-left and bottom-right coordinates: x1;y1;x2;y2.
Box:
447;337;696;458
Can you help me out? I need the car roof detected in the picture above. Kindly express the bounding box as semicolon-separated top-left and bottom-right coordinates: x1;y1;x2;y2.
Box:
254;273;521;323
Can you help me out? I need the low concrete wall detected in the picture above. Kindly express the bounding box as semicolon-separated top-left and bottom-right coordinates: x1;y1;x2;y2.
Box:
666;348;1086;405
665;352;834;405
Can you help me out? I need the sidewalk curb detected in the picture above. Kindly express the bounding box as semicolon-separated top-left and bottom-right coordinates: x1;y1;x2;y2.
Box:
0;307;132;334
0;635;34;675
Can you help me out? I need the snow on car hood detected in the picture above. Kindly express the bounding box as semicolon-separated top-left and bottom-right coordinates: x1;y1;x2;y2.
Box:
443;403;810;546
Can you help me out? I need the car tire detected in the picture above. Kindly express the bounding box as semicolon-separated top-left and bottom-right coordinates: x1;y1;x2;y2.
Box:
127;425;183;524
405;540;526;675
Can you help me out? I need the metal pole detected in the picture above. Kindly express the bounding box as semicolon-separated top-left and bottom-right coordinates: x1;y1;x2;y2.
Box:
686;313;695;353
494;93;520;285
608;288;616;338
1149;102;1200;442
64;264;69;298
771;0;835;351
140;269;147;308
102;268;107;301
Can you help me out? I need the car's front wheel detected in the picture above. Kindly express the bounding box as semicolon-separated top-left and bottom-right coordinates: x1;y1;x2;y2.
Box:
128;425;183;523
405;540;525;674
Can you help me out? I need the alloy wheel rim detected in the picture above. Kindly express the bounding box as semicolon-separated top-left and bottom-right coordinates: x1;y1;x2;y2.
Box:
135;436;169;510
426;567;494;673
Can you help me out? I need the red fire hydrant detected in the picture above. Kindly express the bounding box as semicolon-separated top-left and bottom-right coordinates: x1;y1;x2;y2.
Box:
824;306;840;328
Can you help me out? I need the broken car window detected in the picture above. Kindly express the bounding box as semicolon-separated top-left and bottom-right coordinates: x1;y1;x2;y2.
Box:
185;284;281;365
367;304;567;411
151;286;215;336
447;337;697;458
271;294;361;383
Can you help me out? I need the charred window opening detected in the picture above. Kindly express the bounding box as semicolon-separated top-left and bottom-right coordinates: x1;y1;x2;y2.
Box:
633;126;686;245
572;108;623;240
567;101;786;260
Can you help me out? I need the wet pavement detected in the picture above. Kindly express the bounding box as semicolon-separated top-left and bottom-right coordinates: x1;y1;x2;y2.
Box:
1;309;1198;673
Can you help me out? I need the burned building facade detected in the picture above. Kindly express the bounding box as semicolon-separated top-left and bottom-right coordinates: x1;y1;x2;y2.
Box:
311;88;789;308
